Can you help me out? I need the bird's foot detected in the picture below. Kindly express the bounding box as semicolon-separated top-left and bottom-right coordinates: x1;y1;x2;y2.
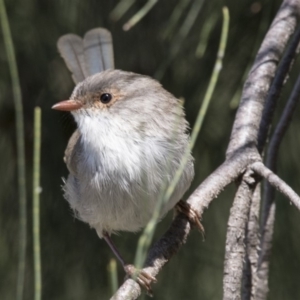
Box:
124;264;157;296
176;200;205;238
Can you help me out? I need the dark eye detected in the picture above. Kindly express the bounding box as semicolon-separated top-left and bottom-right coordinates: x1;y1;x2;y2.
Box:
100;93;112;103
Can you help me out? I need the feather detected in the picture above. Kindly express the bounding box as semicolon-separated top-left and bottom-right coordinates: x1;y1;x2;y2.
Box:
57;34;88;84
83;28;114;76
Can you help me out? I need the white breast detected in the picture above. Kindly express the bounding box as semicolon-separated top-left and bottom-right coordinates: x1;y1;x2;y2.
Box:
64;110;193;237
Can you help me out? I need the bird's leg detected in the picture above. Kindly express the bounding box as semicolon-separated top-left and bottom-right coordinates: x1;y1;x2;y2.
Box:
175;200;205;237
102;232;157;295
103;231;126;266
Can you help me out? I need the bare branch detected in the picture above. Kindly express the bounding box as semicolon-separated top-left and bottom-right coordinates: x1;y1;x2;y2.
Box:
251;162;300;210
242;184;261;300
223;170;257;300
227;0;300;157
188;153;248;215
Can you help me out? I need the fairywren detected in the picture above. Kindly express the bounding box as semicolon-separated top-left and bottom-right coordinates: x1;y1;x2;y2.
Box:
52;28;197;291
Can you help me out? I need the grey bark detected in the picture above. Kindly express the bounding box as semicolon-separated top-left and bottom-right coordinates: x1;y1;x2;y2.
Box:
242;184;261;300
223;171;257;300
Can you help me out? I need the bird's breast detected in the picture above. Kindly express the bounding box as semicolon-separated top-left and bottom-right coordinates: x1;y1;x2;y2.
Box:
65;112;193;234
76;113;159;187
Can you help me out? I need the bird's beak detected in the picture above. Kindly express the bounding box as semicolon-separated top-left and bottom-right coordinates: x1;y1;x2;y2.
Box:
51;100;83;111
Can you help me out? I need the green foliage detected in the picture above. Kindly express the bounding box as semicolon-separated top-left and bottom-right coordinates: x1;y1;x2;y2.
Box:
0;0;300;299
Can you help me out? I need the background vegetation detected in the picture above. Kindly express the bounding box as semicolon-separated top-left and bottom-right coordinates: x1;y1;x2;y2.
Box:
0;0;300;299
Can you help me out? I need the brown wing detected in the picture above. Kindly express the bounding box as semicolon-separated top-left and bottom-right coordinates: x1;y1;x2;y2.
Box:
64;129;81;176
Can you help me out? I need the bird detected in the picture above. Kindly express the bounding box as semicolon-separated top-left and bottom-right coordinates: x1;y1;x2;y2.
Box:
52;28;201;292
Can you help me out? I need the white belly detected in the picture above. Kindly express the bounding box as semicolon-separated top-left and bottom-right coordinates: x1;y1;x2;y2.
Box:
63;113;194;236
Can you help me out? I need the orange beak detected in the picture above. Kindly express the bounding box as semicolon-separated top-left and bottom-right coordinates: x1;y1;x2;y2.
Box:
51;100;83;111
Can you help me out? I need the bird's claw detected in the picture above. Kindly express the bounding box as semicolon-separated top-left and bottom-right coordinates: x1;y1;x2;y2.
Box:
124;264;157;296
176;200;205;238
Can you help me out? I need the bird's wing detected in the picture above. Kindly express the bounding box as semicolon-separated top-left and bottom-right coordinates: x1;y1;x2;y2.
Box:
57;34;88;84
64;129;82;176
83;28;114;76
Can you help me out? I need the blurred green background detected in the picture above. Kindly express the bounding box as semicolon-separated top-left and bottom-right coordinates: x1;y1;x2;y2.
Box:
1;0;300;299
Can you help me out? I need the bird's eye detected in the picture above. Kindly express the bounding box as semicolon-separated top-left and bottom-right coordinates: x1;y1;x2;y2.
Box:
100;93;112;104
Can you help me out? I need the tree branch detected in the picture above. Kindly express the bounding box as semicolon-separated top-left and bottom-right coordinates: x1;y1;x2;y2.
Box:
251;162;300;210
223;170;257;300
188;153;248;215
242;184;261;300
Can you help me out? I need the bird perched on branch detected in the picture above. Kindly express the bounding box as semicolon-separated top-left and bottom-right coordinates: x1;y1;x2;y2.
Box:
52;28;201;293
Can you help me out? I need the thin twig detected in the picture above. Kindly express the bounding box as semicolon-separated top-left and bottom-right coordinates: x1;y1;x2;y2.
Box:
0;1;27;299
251;162;300;210
33;107;42;300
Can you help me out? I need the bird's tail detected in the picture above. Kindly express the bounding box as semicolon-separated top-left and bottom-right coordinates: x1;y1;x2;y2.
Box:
57;28;114;84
